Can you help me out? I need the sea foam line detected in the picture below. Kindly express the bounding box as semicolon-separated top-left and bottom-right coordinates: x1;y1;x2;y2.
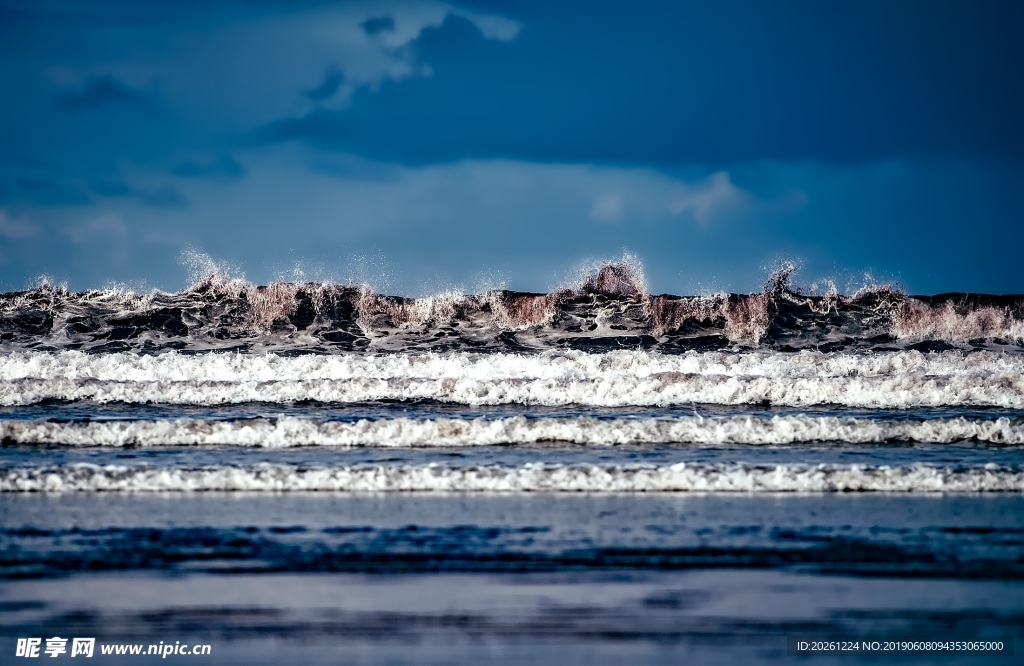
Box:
2;349;1020;382
3;415;1023;447
2;374;1022;408
1;350;1023;408
2;462;1020;493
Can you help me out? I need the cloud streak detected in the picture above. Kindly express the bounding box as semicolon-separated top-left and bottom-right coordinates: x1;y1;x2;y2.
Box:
15;176;91;206
305;68;344;102
666;172;751;225
87;179;185;208
64;213;127;244
171;156;244;181
360;16;396;36
54;76;156;112
0;211;39;238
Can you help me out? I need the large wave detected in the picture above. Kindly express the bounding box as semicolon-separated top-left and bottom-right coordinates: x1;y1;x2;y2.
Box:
3;259;1022;354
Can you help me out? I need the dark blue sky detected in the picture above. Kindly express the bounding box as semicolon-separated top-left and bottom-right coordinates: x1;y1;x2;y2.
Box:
0;0;1021;295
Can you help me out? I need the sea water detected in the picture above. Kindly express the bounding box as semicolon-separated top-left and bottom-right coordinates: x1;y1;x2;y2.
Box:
2;262;1022;663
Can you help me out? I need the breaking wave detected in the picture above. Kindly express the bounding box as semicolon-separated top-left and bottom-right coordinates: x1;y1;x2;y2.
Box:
3;414;1022;447
2;349;1022;408
3;461;1019;492
3;258;1022;354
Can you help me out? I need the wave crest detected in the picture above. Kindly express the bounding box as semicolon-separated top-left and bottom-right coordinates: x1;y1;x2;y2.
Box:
3;414;1021;448
3;349;1022;408
2;258;1022;354
4;462;1020;493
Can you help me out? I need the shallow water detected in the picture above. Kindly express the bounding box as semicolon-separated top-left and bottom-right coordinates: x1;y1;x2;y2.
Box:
2;495;1022;664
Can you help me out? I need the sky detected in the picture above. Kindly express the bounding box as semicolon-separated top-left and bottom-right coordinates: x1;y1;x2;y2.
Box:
0;0;1021;296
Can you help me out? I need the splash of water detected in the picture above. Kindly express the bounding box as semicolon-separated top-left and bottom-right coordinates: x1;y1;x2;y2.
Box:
2;252;1023;353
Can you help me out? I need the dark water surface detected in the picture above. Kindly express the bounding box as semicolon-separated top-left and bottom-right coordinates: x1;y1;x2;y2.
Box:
2;494;1023;664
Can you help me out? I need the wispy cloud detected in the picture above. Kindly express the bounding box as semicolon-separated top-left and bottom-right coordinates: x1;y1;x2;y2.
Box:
63;213;132;267
281;4;523;112
64;213;127;244
305;67;344;102
172;155;244;181
449;8;522;41
666;171;752;225
360;16;396;36
0;210;39;238
88;179;186;208
54;76;156;112
586;169;759;225
16;176;91;206
590;192;624;221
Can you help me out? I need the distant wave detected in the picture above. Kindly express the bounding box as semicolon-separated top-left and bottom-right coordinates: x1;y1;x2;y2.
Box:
3;414;1022;447
2;259;1022;354
3;462;1020;492
2;350;1023;408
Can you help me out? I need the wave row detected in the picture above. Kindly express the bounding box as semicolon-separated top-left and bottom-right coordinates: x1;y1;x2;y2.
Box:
2;350;1022;408
3;374;1022;409
3;259;1023;354
4;349;1020;382
3;462;1020;493
3;415;1023;448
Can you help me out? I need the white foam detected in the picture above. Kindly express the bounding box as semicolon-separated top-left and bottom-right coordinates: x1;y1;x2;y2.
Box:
3;415;1022;448
2;349;1022;408
2;462;1019;493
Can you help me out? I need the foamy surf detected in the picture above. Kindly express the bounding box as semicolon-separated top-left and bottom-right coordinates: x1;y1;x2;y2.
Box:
2;349;1022;408
4;349;1020;382
2;461;1019;493
3;414;1023;448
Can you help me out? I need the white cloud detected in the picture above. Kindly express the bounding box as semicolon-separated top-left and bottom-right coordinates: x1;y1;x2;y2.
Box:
43;1;524;145
9;149;802;291
590;192;624;221
158;154;784;292
450;9;523;41
0;211;39;238
64;213;127;244
177;155;773;247
666;171;751;224
578;167;755;225
301;2;522;102
60;213;132;268
7;155;1014;295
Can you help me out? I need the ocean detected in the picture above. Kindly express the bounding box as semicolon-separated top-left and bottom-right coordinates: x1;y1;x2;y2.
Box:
2;260;1022;664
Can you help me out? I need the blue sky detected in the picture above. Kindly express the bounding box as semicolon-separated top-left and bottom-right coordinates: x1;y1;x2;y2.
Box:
0;0;1021;295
